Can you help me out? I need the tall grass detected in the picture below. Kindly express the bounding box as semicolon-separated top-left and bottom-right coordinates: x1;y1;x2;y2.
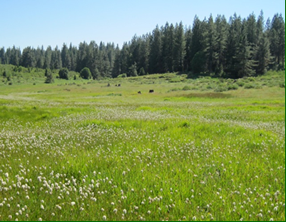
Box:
0;69;284;221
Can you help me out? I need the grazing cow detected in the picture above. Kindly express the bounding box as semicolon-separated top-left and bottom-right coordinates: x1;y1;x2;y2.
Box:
107;83;110;87
138;91;141;94
149;89;154;93
118;84;121;87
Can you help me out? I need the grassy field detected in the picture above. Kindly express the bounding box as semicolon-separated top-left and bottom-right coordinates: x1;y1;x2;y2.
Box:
0;68;285;221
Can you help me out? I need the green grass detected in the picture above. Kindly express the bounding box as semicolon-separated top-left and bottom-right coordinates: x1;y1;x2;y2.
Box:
0;67;285;221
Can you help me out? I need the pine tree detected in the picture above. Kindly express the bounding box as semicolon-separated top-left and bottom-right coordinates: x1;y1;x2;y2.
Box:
268;14;285;69
21;47;35;68
43;46;52;69
203;15;218;74
256;32;271;74
234;23;256;78
184;27;192;71
128;63;138;76
44;69;54;83
149;26;163;73
214;15;228;75
173;22;186;72
161;22;174;72
190;16;207;73
225;14;242;77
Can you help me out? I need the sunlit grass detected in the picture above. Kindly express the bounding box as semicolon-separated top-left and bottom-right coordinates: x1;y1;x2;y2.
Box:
0;71;284;221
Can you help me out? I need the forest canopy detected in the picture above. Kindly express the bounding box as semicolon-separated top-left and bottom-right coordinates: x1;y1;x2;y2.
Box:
0;12;284;79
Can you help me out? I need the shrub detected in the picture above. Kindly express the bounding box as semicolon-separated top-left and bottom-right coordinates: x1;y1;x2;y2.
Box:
80;67;92;79
244;83;256;89
118;73;127;78
45;73;54;84
236;81;245;87
182;85;191;91
206;84;213;89
227;84;239;90
59;68;69;80
279;82;285;88
214;86;227;92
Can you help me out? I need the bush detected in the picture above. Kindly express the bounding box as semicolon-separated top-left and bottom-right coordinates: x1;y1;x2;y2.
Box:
244;83;256;89
59;68;69;80
279;82;285;88
206;84;214;89
118;73;127;78
45;73;54;84
80;67;92;79
182;85;191;90
227;84;239;90
236;81;245;87
214;86;227;92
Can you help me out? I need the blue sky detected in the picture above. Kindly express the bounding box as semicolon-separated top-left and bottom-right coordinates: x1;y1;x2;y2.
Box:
1;0;285;50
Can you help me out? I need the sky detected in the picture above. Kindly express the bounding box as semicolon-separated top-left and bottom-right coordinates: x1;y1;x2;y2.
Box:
1;0;285;50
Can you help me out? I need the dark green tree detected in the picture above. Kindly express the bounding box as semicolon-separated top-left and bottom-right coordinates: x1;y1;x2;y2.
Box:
268;13;285;69
256;33;271;74
149;25;163;73
43;46;52;69
59;68;69;80
128;63;137;76
173;22;186;72
234;23;256;78
214;15;228;75
80;67;92;79
203;15;218;74
21;47;35;68
161;22;175;72
139;67;146;76
184;27;192;71
45;69;54;83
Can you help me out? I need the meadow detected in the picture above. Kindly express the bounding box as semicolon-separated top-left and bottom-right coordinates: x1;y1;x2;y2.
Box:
0;66;285;221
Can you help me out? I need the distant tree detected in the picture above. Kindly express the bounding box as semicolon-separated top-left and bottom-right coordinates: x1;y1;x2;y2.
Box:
44;68;49;77
184;27;192;71
59;68;69;80
93;68;101;79
139;67;145;76
45;69;54;83
256;33;271;74
191;51;206;74
21;47;35;67
0;47;5;64
149;26;163;73
128;63;137;76
173;22;186;72
80;67;92;79
61;43;71;70
214;15;228;75
161;22;175;72
203;15;218;74
268;13;285;69
43;46;52;69
234;24;256;78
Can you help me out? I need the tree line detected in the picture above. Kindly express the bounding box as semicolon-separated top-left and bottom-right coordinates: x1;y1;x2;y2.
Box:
0;12;284;79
